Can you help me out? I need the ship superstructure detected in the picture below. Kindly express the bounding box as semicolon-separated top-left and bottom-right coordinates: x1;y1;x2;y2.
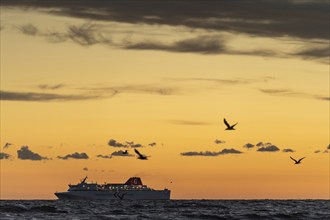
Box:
55;177;170;200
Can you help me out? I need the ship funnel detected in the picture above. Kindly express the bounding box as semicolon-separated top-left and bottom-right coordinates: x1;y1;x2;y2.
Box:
125;177;143;185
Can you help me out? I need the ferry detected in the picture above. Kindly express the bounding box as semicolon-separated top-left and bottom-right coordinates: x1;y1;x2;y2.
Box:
55;177;171;200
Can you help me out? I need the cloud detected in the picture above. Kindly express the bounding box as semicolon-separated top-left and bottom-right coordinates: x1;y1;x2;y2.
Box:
17;146;48;160
0;90;111;102
257;145;280;152
97;154;112;159
111;150;134;157
0;152;11;160
169;120;212;126
260;89;329;101
16;23;112;46
108;138;146;149
256;142;264;147
66;23;112;46
214;139;225;144
181;148;242;156
125;35;226;54
90;84;180;96
169;77;255;85
218;148;242;155
4;0;328;40
38;84;66;90
83;167;88;171
13;21;328;62
5;1;329;63
315;148;329;154
243;143;255;149
57;152;89;160
293;46;329;62
16;24;38;36
126;142;144;148
108;139;128;148
181;151;220;157
148;142;157;147
282;148;295;153
1;81;182;103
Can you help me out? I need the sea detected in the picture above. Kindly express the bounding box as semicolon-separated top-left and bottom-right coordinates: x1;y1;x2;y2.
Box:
0;200;329;219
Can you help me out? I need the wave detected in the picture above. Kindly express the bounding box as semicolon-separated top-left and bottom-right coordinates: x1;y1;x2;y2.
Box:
0;204;67;214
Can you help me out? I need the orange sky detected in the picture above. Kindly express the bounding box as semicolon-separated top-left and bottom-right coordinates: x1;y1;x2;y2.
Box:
0;1;329;199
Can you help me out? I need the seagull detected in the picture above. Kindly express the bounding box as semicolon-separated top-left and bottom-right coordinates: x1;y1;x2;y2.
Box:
134;149;148;160
122;150;128;154
3;143;12;149
223;118;237;130
290;156;305;164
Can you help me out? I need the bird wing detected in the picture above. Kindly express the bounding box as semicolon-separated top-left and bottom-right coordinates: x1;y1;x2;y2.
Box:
290;156;298;163
232;123;238;128
134;149;143;157
223;118;230;128
298;157;306;162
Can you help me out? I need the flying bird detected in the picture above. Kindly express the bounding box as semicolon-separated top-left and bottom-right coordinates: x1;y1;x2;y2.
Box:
223;118;237;130
122;150;128;154
134;149;148;160
290;156;305;164
3;142;12;149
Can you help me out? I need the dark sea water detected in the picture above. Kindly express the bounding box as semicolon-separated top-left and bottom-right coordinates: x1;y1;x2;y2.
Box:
0;200;329;219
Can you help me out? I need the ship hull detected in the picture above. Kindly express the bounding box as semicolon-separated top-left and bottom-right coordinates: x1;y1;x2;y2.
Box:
55;190;170;200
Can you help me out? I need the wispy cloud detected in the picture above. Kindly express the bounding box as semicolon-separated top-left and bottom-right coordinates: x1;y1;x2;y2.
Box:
17;146;48;160
11;20;327;62
164;77;257;85
214;139;226;144
87;84;180;96
16;23;112;46
282;148;295;153
38;84;66;90
169;120;213;126
148;142;157;147
243;143;255;149
4;0;328;40
4;1;329;63
0;152;11;160
260;89;329;101
0;90;111;102
293;46;329;63
314;145;330;154
16;24;38;36
125;35;226;54
57;152;89;160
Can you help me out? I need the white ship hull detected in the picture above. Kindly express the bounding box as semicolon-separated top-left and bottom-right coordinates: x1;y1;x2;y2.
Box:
55;189;170;200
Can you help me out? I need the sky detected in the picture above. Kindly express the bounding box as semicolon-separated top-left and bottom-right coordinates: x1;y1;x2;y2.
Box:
0;0;329;199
